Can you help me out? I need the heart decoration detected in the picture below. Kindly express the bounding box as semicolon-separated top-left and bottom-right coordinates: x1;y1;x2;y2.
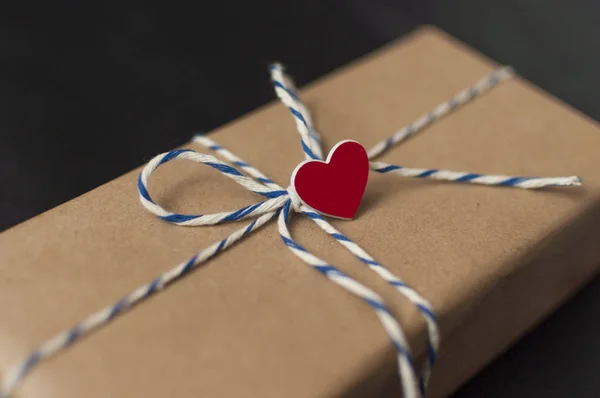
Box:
291;140;369;219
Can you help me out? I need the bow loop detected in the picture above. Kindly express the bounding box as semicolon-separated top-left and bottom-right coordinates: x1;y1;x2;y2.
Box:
138;149;289;226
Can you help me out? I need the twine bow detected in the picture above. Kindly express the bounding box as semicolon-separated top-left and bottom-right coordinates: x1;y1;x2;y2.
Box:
0;64;581;398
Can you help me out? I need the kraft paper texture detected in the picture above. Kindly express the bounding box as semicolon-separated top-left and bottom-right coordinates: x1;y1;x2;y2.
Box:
1;26;599;397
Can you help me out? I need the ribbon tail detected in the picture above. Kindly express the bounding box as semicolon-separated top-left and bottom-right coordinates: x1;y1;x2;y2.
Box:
300;206;439;392
370;161;582;189
277;200;421;398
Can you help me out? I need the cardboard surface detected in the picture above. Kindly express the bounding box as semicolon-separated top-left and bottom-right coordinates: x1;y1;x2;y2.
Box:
1;26;600;397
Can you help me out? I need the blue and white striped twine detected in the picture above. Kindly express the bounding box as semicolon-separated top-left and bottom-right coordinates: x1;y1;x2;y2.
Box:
0;63;582;398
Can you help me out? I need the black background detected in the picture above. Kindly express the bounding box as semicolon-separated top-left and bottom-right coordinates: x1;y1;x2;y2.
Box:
2;1;600;396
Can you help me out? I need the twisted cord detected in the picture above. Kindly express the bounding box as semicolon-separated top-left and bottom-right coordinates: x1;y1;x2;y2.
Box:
138;149;287;225
270;63;323;160
0;147;423;398
273;64;579;189
299;206;439;392
1;64;581;398
0;206;277;397
193;135;285;191
197;136;436;393
367;66;515;159
278;200;420;398
370;161;582;189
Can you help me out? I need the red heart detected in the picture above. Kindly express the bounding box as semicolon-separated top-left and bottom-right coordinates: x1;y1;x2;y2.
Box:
291;140;369;219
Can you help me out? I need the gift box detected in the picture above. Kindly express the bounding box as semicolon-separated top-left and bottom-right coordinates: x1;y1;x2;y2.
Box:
1;26;600;398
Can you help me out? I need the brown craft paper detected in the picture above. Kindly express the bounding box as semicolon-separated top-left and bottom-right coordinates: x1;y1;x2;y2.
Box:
1;26;600;398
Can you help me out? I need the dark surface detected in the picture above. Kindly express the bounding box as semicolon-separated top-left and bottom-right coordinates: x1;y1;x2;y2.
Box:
2;1;599;396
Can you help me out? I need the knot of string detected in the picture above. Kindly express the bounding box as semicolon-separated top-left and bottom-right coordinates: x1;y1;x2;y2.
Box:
0;63;582;398
286;186;304;213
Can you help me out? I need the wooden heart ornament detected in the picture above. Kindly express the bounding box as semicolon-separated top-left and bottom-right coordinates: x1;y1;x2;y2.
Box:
291;140;369;219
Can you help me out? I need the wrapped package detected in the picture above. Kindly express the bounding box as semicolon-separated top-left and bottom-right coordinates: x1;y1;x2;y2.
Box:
1;26;599;397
